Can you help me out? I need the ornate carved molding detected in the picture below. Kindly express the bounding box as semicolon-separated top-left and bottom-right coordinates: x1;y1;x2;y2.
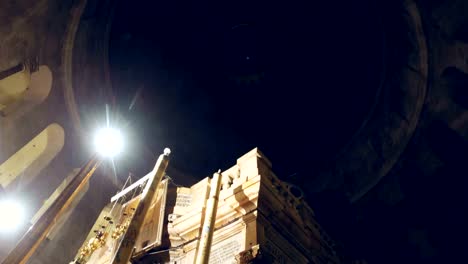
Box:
235;245;261;264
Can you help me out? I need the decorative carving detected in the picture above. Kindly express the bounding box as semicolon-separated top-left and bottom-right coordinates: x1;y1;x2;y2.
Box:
175;193;192;207
235;245;261;264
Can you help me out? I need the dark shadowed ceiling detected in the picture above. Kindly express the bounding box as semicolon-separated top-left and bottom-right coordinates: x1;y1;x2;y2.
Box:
108;0;384;183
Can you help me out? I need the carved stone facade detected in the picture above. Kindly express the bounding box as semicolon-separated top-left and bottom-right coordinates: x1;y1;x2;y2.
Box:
162;148;341;263
77;148;342;263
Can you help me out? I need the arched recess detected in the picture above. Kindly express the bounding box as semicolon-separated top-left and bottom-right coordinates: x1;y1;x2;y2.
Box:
0;123;65;190
0;65;53;119
0;64;30;111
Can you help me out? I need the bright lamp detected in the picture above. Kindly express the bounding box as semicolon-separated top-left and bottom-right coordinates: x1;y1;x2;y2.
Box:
93;127;124;158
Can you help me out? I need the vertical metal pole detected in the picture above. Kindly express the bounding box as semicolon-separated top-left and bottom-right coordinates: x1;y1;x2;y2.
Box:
195;170;223;264
2;155;101;264
111;148;171;264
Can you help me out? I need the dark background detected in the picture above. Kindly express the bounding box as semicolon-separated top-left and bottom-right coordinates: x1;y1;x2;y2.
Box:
108;0;383;181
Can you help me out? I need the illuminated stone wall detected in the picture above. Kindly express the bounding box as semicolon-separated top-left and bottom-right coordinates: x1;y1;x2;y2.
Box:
163;148;340;263
80;149;341;263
